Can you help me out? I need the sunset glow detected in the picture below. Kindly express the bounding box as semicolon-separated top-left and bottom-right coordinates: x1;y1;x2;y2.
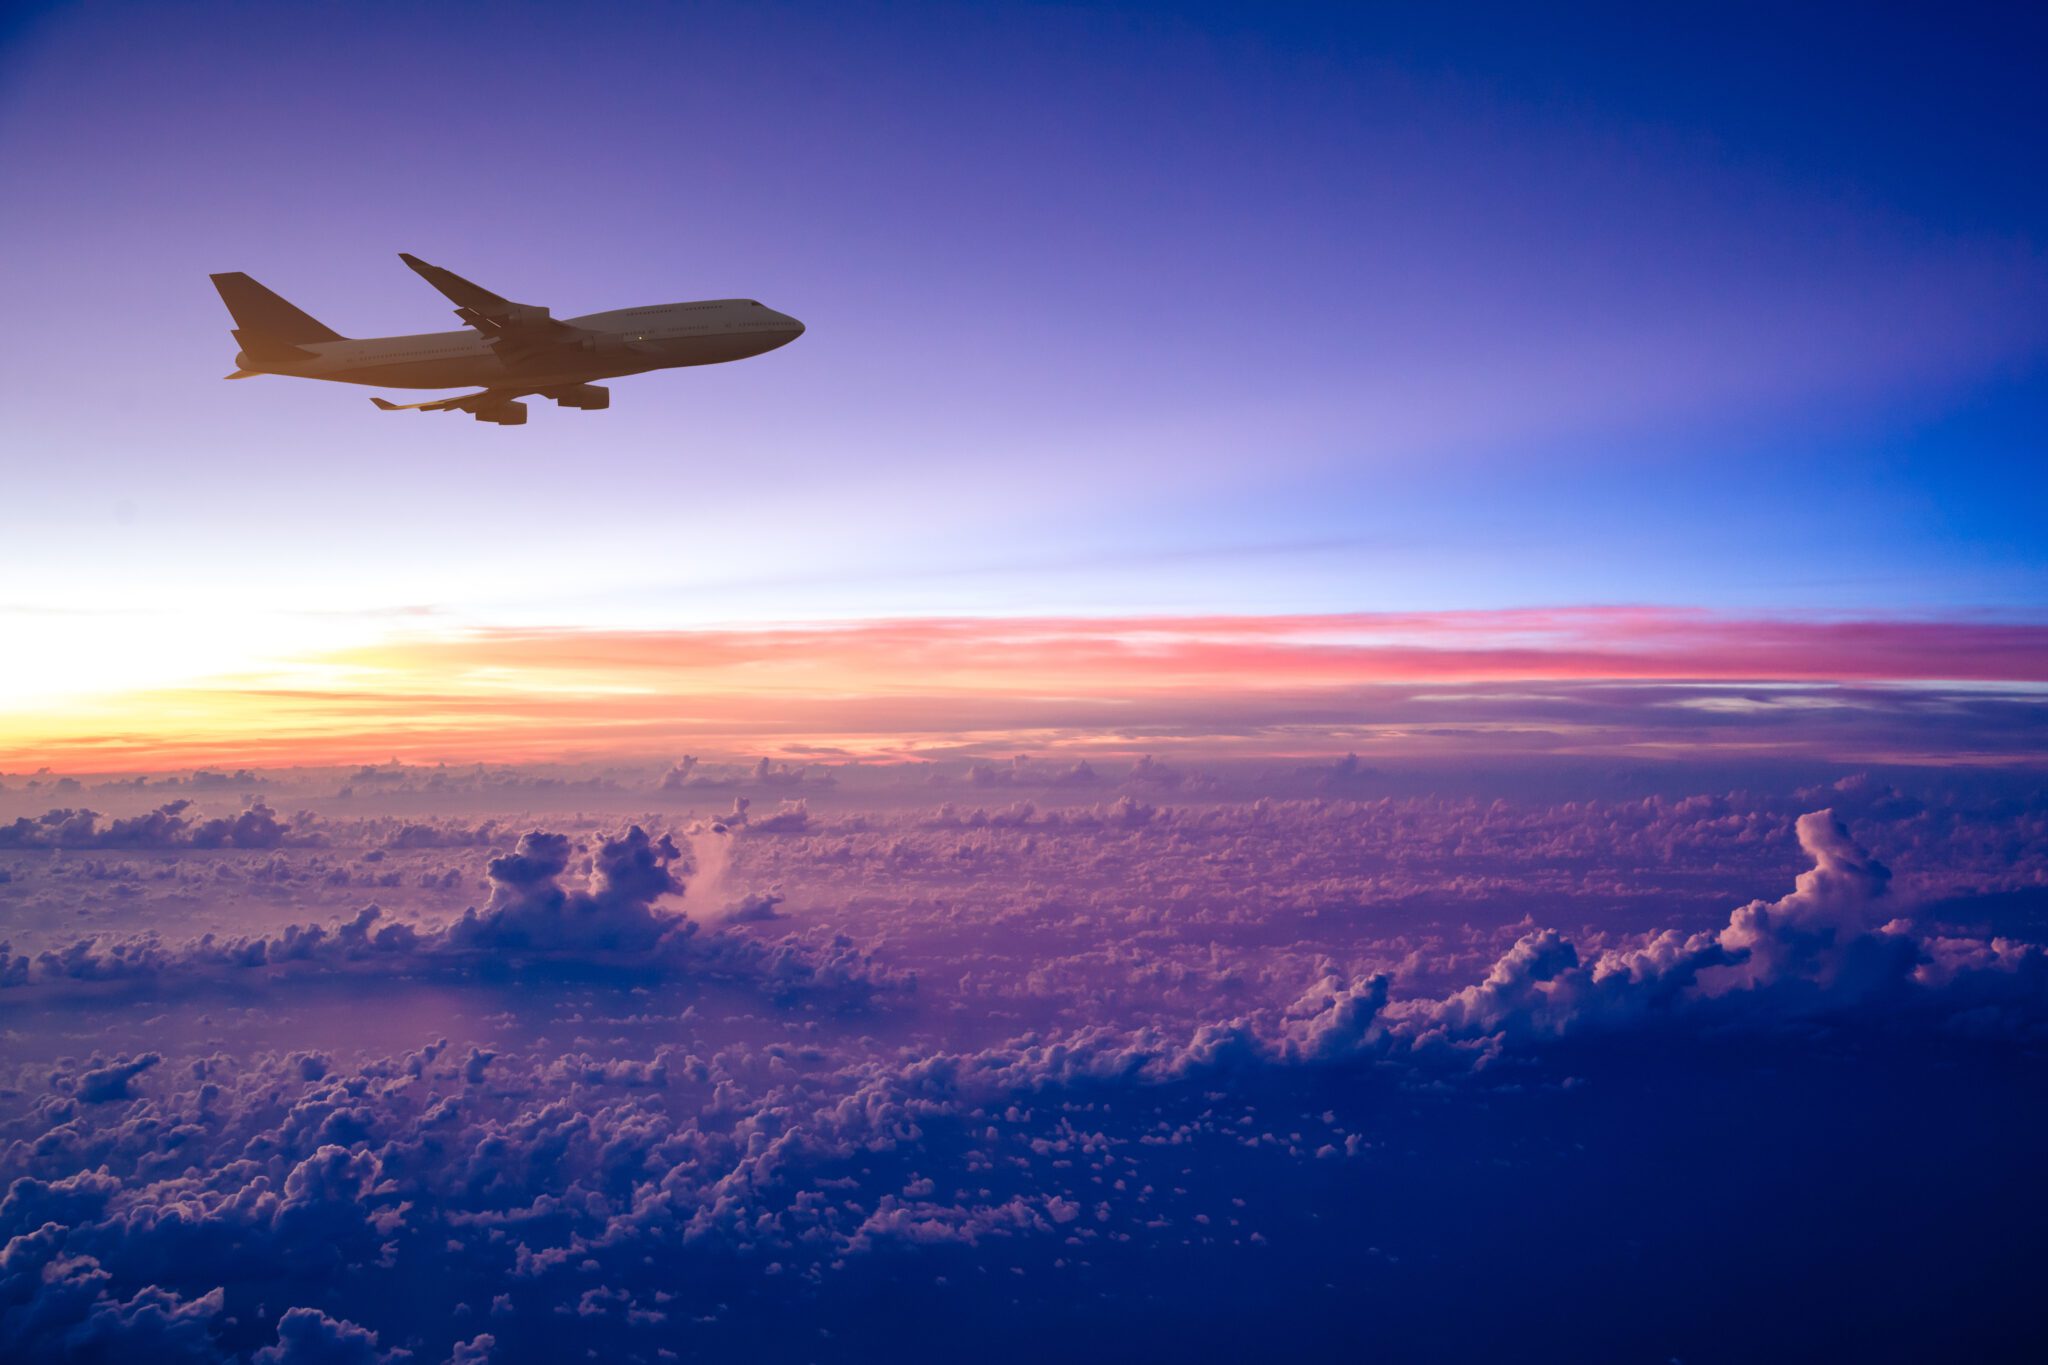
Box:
9;608;2046;769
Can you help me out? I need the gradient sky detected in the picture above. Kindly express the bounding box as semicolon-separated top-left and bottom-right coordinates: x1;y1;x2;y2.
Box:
3;1;2045;759
7;19;2048;1353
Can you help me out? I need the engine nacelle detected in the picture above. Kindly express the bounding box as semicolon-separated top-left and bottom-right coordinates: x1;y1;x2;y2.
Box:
549;384;610;411
474;400;527;426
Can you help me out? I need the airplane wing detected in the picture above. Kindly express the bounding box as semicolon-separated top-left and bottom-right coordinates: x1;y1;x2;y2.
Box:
398;253;582;363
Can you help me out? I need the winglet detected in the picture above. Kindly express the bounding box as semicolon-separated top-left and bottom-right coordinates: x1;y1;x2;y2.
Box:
370;396;402;410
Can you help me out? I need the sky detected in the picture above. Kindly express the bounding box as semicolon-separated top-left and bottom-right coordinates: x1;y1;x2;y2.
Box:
3;0;2046;764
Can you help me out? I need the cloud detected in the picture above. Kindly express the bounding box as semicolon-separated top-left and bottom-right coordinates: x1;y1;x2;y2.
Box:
46;1276;224;1364
443;828;686;956
1122;755;1220;793
740;801;811;835
0;782;2043;1362
445;1335;494;1365
253;1308;406;1365
722;890;786;923
72;1054;163;1104
1711;809;1903;990
1361;809;2042;1051
1;825;906;1006
0;802;291;851
380;820;503;850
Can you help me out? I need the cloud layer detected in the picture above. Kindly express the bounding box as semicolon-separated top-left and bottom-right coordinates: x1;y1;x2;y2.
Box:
2;770;2045;1361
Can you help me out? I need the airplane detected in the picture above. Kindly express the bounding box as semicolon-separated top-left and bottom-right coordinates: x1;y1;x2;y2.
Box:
210;254;804;425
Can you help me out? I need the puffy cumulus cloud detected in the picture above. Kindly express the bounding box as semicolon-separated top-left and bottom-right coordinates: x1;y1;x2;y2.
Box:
253;1308;405;1365
1280;972;1392;1061
1121;755;1220;793
655;756;832;793
960;755;1099;789
722;890;786;923
0;802;291;850
0;1222;225;1362
186;804;289;850
443;828;686;955
10;1016;1293;1359
170;768;264;790
1351;809;2042;1052
0;826;906;1006
436;827;903;1000
874;808;2043;1086
1;1038;996;1360
2;906;420;990
747;756;834;791
738;800;811;835
0;1237;227;1365
446;1335;494;1365
1294;752;1377;790
966;756;1035;787
1710;809;1907;993
72;1053;163;1104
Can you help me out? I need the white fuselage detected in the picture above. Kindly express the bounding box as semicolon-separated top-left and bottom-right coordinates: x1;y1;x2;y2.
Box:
239;299;805;390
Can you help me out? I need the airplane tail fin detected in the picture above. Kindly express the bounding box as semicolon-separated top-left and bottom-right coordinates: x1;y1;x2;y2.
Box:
209;272;346;344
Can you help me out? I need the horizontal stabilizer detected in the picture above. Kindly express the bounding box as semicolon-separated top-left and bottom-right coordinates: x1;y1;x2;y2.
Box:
224;369;262;380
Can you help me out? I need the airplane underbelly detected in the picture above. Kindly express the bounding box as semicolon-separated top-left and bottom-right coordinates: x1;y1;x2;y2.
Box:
661;332;782;367
330;359;505;389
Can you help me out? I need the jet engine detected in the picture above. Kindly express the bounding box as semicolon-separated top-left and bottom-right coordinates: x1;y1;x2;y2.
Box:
548;384;610;411
474;400;528;426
